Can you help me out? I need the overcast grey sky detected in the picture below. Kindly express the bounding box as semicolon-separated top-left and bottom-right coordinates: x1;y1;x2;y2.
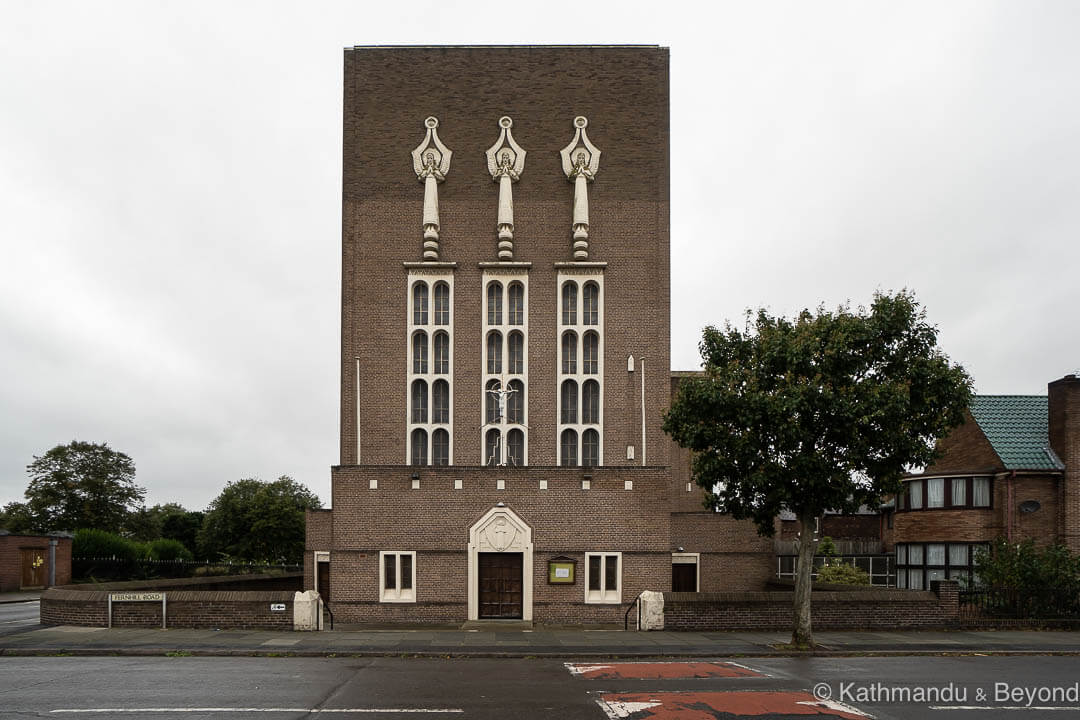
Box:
2;1;1078;511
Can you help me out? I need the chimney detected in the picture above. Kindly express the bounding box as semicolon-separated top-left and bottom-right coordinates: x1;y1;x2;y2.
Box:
1049;374;1080;552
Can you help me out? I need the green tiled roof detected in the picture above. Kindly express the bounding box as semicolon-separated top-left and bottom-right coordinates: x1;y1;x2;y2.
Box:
969;395;1064;471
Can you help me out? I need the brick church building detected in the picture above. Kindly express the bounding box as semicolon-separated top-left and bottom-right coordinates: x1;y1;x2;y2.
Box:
304;45;773;625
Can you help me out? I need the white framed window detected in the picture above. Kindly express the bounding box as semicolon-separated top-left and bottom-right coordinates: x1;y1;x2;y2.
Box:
407;273;453;465
379;551;416;603
481;272;528;465
585;552;621;604
557;272;603;466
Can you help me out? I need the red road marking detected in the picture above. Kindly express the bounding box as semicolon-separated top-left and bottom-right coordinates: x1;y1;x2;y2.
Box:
566;662;765;680
595;691;871;719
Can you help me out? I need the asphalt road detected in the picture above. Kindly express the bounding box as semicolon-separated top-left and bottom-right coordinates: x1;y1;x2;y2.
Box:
0;600;40;637
2;655;1080;719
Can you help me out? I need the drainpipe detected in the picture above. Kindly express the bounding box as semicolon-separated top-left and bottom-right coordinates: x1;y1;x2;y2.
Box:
48;537;57;587
640;357;646;466
1007;470;1015;541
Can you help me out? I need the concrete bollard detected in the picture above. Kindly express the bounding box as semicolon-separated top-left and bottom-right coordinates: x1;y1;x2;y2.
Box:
293;590;322;631
638;590;665;631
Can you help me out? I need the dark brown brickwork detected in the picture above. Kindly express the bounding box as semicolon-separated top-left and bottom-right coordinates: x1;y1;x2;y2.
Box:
663;581;960;631
341;46;670;469
304;509;333;591
0;534;71;592
1049;375;1080;551
41;588;296;630
926;411;1003;474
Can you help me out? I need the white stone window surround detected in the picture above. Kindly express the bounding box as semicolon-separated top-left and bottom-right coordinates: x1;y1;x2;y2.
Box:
406;268;455;466
379;550;416;603
584;551;621;604
556;266;604;467
480;265;530;466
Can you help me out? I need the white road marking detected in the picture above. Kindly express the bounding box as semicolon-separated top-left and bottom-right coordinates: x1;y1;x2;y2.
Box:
594;699;662;719
0;618;38;624
52;709;464;714
564;663;613;675
796;699;873;718
931;706;1080;712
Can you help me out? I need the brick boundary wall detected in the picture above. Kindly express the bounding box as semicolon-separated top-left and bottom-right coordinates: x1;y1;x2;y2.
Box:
663;580;960;631
40;573;303;629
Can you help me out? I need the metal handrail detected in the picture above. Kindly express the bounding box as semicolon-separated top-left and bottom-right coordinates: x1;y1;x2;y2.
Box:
623;591;645;631
323;601;334;630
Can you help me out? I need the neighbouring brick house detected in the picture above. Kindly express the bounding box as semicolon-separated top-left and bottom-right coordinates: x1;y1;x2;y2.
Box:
892;374;1080;589
0;531;71;592
304;45;772;625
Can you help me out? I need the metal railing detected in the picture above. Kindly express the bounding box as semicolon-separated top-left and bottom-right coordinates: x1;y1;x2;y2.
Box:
624;591;645;631
959;587;1080;620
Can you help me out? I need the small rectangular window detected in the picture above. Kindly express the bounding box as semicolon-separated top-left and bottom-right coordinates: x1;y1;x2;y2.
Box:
927;478;944;508
909;480;923;509
380;551;416;602
585;552;621;604
972;477;991;507
951;477;967;506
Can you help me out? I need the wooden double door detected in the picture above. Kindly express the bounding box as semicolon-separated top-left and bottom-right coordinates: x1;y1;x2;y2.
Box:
478;552;523;619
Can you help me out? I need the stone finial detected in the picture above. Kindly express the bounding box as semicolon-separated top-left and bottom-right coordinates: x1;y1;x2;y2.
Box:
411;117;453;261
485;116;526;260
560;116;601;260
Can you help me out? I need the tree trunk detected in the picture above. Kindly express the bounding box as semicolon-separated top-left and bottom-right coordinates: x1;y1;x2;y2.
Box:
791;513;816;649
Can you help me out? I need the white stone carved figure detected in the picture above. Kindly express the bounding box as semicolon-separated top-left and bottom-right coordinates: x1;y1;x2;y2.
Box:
411;117;453;261
485;116;526;260
559;116;601;260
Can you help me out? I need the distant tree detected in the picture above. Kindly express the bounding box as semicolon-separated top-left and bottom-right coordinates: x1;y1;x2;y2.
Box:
198;476;321;564
664;291;972;649
126;503;204;554
24;441;146;534
0;501;34;533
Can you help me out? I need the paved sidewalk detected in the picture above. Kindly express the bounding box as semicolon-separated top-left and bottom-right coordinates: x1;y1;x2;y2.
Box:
1;621;1079;657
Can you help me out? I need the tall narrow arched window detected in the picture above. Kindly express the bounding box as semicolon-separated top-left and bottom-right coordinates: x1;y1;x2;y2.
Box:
561;379;578;424
432;379;449;423
508;282;524;325
560;429;578;467
487;282;503;326
561;332;577;374
582;429;599;467
485;429;501;466
411;428;428;466
507;379;524;424
508;331;524;374
432;429;449;466
433;331;449;374
410;380;428;423
582;282;599;325
485;379;501;424
412;332;428;374
413;282;429;325
582;379;600;424
507;428;524;466
561;281;577;326
582;332;598;374
433;282;449;325
487;331;502;374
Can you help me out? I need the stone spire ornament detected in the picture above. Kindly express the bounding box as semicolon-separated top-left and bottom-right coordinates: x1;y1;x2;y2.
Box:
485;116;526;260
560;116;601;260
411;116;453;261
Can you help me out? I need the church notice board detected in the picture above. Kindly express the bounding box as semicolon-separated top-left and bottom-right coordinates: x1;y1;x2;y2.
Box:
548;556;576;584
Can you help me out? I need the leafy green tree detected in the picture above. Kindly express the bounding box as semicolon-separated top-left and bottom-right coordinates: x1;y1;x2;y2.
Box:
0;501;34;533
24;441;146;534
664;291;972;648
198;476;321;564
974;538;1080;616
126;503;204;554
